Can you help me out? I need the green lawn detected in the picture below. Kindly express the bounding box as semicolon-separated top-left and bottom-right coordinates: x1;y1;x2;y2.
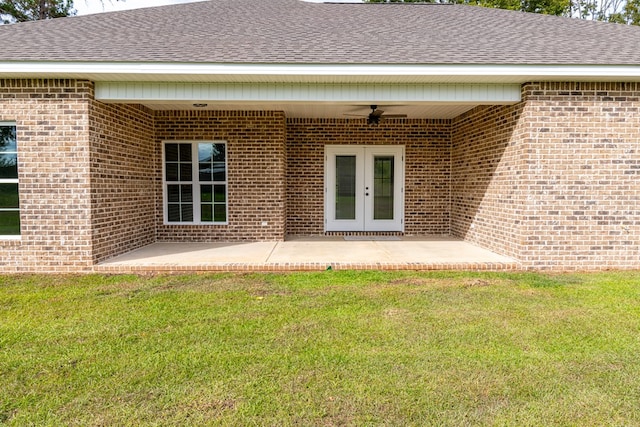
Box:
1;271;639;426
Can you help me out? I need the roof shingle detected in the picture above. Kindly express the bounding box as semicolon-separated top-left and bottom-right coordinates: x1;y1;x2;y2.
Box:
2;0;640;65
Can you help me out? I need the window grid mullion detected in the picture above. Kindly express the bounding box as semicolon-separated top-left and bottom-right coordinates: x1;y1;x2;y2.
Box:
192;144;201;223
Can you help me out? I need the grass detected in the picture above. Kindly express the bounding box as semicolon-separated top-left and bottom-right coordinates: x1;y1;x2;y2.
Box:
1;271;639;426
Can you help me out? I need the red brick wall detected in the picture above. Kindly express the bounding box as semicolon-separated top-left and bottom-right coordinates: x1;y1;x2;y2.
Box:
451;103;527;260
286;119;451;236
519;82;640;269
3;79;640;272
452;82;640;269
89;100;156;263
0;79;94;272
155;111;287;242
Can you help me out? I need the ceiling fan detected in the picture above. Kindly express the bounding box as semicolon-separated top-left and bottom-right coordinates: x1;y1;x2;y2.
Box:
344;105;407;125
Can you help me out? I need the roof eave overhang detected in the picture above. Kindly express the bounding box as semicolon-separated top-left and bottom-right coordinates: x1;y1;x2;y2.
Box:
2;62;640;84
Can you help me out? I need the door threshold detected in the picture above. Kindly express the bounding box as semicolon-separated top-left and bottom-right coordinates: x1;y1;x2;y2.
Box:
343;235;402;241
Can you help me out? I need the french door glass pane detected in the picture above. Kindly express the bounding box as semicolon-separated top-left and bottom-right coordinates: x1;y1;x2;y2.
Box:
335;155;356;220
373;156;394;220
0;211;20;235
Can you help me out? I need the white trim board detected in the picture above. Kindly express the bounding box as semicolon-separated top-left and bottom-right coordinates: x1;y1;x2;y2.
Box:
2;62;640;84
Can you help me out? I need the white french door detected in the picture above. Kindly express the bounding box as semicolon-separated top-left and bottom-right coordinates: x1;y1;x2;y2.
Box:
325;145;404;232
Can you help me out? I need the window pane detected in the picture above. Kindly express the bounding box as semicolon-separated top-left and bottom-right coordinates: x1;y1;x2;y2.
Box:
179;163;192;181
165;142;226;224
179;144;192;162
213;143;226;161
0;211;20;235
214;204;226;222
198;143;213;162
167;185;180;203
335;155;356;220
181;185;193;203
201;185;212;202
213;162;226;181
373;156;394;220
0;153;18;179
0;184;19;208
0;126;17;152
165;163;179;181
201;204;213;222
181;204;193;222
199;163;212;182
165;144;179;162
167;204;181;222
214;185;226;202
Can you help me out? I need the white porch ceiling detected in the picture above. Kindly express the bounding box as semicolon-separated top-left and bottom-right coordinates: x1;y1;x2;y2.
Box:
96;81;521;119
138;102;476;119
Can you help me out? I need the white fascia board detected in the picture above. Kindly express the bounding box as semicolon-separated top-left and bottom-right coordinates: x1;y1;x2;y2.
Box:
96;82;522;103
2;62;640;83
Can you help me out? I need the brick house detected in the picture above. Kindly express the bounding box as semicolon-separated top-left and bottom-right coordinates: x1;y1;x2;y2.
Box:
1;0;639;272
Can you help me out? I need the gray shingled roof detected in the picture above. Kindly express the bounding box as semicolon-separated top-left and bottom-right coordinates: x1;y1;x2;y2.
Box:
2;0;640;65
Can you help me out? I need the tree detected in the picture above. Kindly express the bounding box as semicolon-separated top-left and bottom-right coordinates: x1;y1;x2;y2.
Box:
0;0;120;24
0;0;74;23
366;0;640;25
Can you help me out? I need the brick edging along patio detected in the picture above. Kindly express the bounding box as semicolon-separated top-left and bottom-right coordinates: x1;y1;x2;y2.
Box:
93;261;523;274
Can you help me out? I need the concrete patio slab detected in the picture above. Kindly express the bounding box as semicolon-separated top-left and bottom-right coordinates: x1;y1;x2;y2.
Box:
95;236;521;273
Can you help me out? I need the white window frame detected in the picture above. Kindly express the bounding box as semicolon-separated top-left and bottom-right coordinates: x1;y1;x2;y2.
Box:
0;121;19;240
162;140;228;225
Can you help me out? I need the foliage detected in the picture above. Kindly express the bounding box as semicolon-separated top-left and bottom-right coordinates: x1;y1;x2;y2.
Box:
0;0;121;24
0;0;74;23
367;0;640;25
1;271;640;425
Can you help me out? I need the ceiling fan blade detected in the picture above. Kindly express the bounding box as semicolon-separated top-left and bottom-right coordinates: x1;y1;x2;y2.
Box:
381;114;407;118
371;109;384;117
344;113;367;117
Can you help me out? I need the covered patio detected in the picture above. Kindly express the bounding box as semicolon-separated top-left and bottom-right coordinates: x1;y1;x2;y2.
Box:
95;236;520;273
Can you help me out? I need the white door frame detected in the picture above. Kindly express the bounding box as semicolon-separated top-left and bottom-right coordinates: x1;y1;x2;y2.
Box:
325;145;404;232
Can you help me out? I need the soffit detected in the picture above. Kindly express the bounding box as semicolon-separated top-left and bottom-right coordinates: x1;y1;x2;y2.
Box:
95;81;521;119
